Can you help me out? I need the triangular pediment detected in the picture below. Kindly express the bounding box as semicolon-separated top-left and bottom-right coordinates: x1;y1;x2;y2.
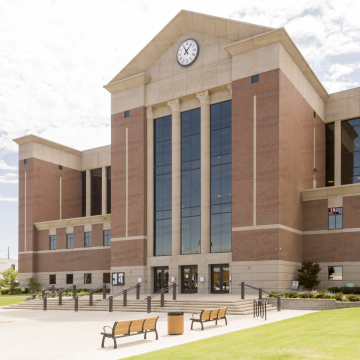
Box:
106;9;274;87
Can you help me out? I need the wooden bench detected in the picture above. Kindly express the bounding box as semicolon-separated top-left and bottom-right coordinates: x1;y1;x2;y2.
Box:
190;307;228;330
101;316;159;349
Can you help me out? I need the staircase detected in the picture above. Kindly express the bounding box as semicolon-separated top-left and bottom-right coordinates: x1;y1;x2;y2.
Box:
3;297;277;315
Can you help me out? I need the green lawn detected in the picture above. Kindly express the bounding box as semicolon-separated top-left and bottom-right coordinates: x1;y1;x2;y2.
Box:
126;308;360;360
0;296;28;306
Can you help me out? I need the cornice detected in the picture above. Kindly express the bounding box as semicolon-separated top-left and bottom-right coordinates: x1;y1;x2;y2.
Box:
301;184;360;201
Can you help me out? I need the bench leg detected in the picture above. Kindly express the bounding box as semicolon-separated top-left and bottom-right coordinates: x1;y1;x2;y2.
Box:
155;329;158;340
215;320;218;325
225;316;228;326
101;336;106;348
144;330;147;339
113;338;117;349
200;321;204;330
191;320;194;330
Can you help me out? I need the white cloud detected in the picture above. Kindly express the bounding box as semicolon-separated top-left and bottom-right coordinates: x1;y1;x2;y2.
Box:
0;196;17;202
0;159;17;170
4;173;18;177
0;176;18;184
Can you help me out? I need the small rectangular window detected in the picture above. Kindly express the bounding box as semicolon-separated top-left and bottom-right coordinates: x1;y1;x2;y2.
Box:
328;208;343;229
314;111;316;118
328;266;343;280
59;165;63;170
11;264;15;270
84;273;92;284
252;74;259;83
112;272;125;286
50;235;56;250
49;274;56;284
24;159;27;164
66;233;74;249
103;230;111;246
84;232;92;247
103;273;110;284
66;274;73;284
125;110;130;118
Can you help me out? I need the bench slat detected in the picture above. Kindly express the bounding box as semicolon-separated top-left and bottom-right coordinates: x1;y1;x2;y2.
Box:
114;321;132;336
129;319;145;333
143;317;158;331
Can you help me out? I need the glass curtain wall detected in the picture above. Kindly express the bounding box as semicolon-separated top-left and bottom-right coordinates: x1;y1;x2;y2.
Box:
210;100;232;253
81;171;86;217
91;168;102;216
325;123;335;186
154;116;172;256
181;108;201;254
107;166;111;214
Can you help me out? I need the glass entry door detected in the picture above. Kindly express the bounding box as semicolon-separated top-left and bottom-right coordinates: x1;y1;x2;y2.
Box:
211;264;229;293
181;266;198;293
154;267;169;293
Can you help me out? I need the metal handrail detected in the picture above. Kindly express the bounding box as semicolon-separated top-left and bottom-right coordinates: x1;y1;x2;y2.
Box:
75;284;104;299
145;283;178;313
108;284;141;312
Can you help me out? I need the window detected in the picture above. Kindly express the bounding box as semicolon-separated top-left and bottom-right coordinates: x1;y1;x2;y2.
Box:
314;111;316;118
252;74;259;83
50;235;56;250
84;232;92;247
103;273;110;283
11;264;15;270
181;108;201;255
154;115;172;256
328;266;343;280
84;273;92;284
112;272;125;286
328;208;343;229
341;118;360;185
66;274;73;284
49;274;56;284
325;123;335;187
107;166;111;214
66;233;74;249
59;165;63;170
82;171;86;217
103;230;111;246
210;100;232;253
125;110;130;118
24;159;27;164
91;168;102;216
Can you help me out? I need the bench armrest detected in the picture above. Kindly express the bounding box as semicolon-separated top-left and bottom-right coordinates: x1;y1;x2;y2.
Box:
103;326;113;333
192;313;201;317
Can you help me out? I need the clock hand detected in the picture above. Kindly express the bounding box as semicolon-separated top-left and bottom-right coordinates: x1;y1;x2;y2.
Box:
182;45;189;55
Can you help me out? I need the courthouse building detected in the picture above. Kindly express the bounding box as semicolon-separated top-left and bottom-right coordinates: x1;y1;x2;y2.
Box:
14;10;360;293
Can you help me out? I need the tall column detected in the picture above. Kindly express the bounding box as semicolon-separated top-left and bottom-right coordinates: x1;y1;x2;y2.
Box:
334;120;341;186
196;90;211;254
102;166;106;215
86;169;91;217
147;106;154;259
168;99;181;256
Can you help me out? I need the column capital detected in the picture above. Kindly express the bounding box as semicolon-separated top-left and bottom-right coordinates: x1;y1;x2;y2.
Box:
227;83;232;96
147;105;154;119
167;98;180;112
196;90;210;105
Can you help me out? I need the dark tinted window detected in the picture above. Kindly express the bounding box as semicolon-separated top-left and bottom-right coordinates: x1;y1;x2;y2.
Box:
82;171;86;217
107;166;111;214
252;74;259;83
104;230;111;246
50;235;56;250
91;168;102;216
66;233;73;249
103;273;110;283
66;274;73;284
84;232;92;247
84;273;92;284
49;275;56;284
125;110;129;118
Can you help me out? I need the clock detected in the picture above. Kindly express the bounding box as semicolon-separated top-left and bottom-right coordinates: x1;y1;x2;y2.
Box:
176;38;200;67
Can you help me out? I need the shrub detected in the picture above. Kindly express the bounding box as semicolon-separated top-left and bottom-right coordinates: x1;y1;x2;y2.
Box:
315;292;325;299
347;294;360;302
1;289;10;295
268;291;284;298
298;291;314;298
284;291;298;298
296;262;321;291
335;293;343;301
327;287;340;293
27;277;41;294
341;287;360;295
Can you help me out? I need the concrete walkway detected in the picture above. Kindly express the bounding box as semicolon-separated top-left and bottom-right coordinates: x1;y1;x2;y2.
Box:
0;308;316;360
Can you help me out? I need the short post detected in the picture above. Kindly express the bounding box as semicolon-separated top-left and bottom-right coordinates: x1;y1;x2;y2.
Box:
51;284;55;298
89;291;93;306
32;294;35;300
43;296;47;311
147;296;151;313
241;282;245;299
103;284;106;299
161;291;164;307
59;291;62;306
136;283;140;300
72;284;76;299
42;289;45;298
173;283;176;300
259;288;262;300
123;291;127;307
109;296;113;312
277;296;281;311
75;297;78;312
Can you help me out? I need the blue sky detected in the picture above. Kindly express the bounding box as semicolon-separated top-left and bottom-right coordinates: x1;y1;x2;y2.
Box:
1;0;360;259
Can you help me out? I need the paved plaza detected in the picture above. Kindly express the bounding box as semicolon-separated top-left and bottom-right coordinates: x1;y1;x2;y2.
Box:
0;307;316;360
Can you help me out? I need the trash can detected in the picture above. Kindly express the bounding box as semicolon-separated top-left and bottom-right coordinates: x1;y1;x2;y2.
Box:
167;312;184;335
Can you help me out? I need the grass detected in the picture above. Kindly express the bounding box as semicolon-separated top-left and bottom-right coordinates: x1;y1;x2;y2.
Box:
0;296;27;306
126;308;360;360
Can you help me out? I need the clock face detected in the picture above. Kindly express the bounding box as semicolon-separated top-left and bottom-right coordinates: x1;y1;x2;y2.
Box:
176;38;199;67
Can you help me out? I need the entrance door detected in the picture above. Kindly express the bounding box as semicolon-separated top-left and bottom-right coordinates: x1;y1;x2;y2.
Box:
154;267;169;293
181;266;198;293
211;264;229;294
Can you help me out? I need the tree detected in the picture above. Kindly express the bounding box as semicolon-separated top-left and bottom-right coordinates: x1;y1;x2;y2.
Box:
296;262;322;290
0;267;19;292
27;277;41;294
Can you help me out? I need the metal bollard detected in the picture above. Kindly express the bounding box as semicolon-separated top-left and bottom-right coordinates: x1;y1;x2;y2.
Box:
109;296;113;312
72;284;76;299
123;291;127;307
147;296;151;313
173;283;176;300
103;284;106;300
136;284;140;300
161;292;164;307
42;289;45;298
75;297;78;312
241;282;245;299
259;288;262;300
277;296;281;311
89;291;93;306
59;291;62;306
43;297;47;311
52;284;55;298
32;294;36;300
